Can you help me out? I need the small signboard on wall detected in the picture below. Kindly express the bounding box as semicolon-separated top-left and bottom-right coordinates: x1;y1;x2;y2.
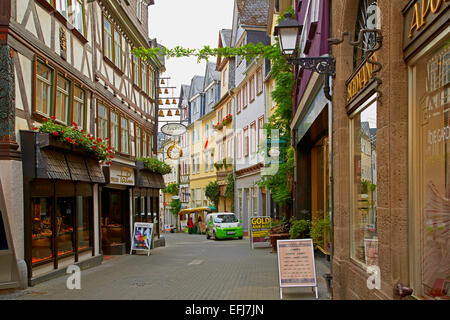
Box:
130;223;154;256
277;239;318;299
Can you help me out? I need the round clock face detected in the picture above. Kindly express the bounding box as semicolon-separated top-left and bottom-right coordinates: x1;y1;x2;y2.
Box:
167;145;182;160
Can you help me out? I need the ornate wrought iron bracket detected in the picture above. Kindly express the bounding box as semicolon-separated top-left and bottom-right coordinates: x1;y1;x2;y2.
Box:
288;56;336;77
328;29;383;99
287;56;336;101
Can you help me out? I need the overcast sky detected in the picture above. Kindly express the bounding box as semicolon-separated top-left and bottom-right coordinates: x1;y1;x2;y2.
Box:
148;0;235;109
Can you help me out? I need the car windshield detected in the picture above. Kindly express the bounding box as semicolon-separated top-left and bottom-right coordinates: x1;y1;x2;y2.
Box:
213;215;238;223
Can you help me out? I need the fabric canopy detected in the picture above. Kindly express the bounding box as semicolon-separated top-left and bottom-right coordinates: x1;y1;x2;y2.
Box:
178;207;212;215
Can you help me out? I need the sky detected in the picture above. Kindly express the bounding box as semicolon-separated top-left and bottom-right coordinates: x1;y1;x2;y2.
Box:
148;0;235;128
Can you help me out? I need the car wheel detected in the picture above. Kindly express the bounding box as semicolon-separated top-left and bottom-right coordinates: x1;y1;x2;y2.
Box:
206;232;210;239
213;231;218;241
238;236;243;240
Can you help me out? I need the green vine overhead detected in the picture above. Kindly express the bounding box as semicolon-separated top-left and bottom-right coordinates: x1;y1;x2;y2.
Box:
134;8;296;208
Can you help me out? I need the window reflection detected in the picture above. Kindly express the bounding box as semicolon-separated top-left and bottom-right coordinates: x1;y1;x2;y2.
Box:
352;97;378;267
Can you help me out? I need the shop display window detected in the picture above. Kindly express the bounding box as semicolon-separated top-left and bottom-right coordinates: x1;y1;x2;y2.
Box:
31;196;54;264
102;190;123;246
411;40;449;299
55;182;75;257
76;183;92;252
351;96;378;267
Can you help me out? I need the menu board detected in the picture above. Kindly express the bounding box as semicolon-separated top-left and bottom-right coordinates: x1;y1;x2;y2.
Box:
277;239;317;288
130;222;153;256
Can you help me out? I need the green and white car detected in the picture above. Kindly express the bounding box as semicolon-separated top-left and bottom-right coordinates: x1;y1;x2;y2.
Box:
206;213;243;240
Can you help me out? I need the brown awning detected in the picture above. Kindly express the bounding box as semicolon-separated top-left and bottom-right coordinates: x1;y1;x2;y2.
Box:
66;153;91;182
85;158;106;183
38;149;71;180
37;148;105;183
137;171;166;189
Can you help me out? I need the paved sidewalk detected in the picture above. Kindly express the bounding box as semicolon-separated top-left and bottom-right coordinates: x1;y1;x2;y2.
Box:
2;233;331;300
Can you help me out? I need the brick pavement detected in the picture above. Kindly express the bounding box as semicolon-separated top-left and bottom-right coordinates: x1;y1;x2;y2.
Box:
2;233;331;300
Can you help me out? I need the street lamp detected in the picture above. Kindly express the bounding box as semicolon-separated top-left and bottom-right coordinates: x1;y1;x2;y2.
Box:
274;12;335;100
273;12;302;58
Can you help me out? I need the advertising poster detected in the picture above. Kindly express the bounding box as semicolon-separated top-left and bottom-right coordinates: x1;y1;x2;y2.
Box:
130;222;153;256
277;239;318;299
250;217;272;248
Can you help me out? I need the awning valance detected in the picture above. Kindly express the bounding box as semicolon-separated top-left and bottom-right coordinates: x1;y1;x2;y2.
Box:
179;207;212;215
137;171;165;189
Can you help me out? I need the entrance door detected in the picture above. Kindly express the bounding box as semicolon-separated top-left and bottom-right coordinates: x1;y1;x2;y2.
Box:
311;137;331;254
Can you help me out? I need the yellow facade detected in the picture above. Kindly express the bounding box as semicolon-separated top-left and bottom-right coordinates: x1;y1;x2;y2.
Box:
188;110;217;210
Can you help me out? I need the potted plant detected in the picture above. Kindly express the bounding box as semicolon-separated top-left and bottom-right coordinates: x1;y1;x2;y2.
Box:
289;219;311;239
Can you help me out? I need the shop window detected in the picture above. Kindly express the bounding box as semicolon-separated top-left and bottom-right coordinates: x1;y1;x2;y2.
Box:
73;85;85;129
351;95;378;267
411;41;449;299
31;196;54;264
102;190;124;246
76;183;92;252
55;182;75;257
55;74;71;124
110;111;119;151
35;61;53;116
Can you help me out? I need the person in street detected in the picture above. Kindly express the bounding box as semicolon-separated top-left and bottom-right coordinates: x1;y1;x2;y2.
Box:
188;216;193;234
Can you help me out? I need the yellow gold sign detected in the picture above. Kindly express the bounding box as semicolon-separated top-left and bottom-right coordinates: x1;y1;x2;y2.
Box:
407;0;449;39
346;52;378;102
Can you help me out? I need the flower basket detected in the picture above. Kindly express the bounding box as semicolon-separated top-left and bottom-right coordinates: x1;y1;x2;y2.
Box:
34;117;114;164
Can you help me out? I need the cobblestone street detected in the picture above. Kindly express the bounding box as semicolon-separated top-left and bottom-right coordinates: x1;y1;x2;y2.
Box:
4;233;331;300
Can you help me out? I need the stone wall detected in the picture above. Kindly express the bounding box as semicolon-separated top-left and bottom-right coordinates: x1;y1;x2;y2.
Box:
331;0;410;300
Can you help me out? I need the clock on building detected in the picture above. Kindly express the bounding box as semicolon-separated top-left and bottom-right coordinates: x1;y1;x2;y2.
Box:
167;143;183;160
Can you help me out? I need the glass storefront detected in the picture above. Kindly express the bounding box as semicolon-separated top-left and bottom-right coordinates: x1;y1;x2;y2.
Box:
351;95;378;267
411;39;449;299
31;180;93;265
101;189;124;246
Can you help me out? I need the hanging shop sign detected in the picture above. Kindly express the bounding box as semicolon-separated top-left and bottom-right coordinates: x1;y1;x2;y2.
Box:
403;0;449;57
110;165;135;185
250;216;272;249
130;222;154;256
277;239;318;299
161;123;187;136
346;52;378;103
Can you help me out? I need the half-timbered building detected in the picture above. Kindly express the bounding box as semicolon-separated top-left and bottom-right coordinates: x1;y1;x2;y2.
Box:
0;0;164;287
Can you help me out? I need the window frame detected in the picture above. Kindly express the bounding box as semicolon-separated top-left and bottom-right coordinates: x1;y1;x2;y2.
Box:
96;101;110;142
54;72;71;125
250;121;256;154
72;84;86;129
256;68;264;95
120;115;130;155
34;59;54;118
243;126;249;157
243;83;248;108
249;75;255;102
